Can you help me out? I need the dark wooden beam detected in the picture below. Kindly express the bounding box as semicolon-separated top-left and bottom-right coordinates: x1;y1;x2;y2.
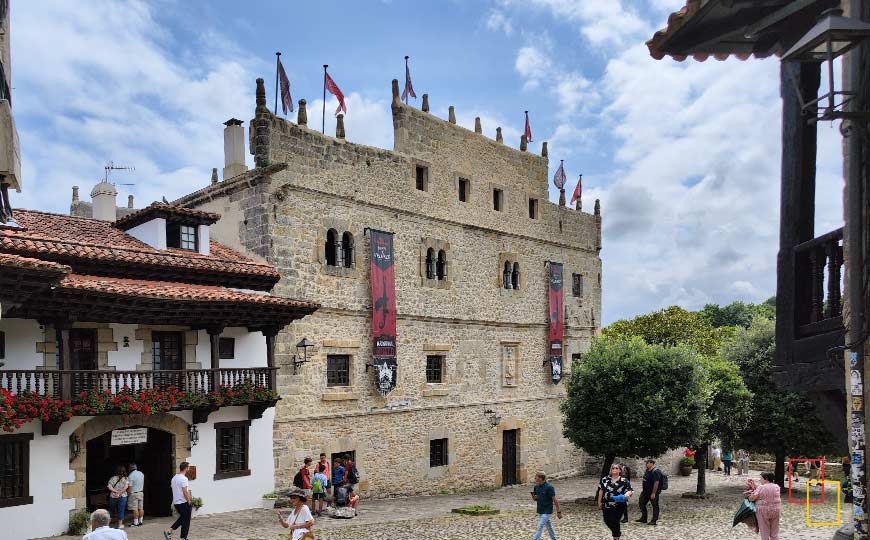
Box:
263;327;279;393
207;326;224;392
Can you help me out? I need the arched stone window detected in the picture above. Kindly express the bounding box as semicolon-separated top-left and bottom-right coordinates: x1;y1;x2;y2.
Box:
425;248;435;280
341;231;355;268
511;262;520;290
436;250;447;280
325;229;338;266
503;262;511;289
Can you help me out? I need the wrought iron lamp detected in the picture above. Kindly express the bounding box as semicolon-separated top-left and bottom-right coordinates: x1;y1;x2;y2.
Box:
783;8;870;121
188;424;199;448
292;338;314;374
69;434;81;461
483;408;502;428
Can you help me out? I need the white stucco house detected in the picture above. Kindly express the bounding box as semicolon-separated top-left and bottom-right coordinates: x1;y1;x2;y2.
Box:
0;204;318;539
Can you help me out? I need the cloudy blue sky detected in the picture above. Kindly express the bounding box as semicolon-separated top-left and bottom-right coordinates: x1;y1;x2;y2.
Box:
9;0;843;324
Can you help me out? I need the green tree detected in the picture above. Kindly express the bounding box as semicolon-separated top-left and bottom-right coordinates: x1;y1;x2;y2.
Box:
692;357;753;496
724;317;836;486
561;336;710;479
603;306;720;357
700;299;776;330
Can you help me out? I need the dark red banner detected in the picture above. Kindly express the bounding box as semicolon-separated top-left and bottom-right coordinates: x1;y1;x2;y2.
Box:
548;262;564;384
370;229;397;396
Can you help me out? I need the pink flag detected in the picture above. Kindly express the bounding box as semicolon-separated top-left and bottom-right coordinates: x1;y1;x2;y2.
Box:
325;71;347;115
570;174;582;205
553;160;566;189
524;111;533;142
277;58;294;114
402;56;416;102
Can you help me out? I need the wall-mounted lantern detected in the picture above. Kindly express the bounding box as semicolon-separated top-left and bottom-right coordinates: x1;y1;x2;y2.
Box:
292;338;314;374
483;408;502;429
69;434;81;461
783;8;870;121
188;424;199;448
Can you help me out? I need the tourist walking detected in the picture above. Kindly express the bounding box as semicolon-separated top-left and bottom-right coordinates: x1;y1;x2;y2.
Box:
723;449;733;476
619;463;632;523
712;447;722;472
164;462;192;540
636;458;662;525
107;465;129;529
747;472;782;540
126;463;144;527
318;453;332;496
738;449;749;475
532;471;562;540
598;464;632;539
277;488;315;540
83;509;128;540
293;457;313;510
311;464;328;516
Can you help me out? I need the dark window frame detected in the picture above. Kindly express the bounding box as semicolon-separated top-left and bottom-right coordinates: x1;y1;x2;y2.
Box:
425;248;435;280
167;222;198;251
572;273;583;297
218;337;235;360
493;189;503;211
426;355;444;384
214;420;251;480
458;178;469;202
503;261;511;289
326;354;351;387
528;198;538;219
436;250;447;281
0;433;33;508
325;229;338;266
511;262;520;290
340;231;355;268
70;328;98;371
429;438;448;468
415;165;428;191
152;331;184;371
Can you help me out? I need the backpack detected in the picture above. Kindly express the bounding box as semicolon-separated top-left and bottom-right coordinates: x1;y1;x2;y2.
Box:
292;470;304;488
312;476;324;494
346;462;359;484
658;469;669;491
334;486;348;506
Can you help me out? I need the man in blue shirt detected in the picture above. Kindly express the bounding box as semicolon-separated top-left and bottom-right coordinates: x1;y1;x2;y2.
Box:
333;458;346;487
531;471;562;540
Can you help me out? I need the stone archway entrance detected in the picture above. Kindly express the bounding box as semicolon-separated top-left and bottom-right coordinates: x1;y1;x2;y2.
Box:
86;427;175;517
66;414;191;519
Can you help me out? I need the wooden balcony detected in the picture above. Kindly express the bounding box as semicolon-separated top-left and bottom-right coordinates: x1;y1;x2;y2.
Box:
0;367;278;433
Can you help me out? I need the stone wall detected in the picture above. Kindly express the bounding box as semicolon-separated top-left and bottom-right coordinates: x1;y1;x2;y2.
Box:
177;80;602;496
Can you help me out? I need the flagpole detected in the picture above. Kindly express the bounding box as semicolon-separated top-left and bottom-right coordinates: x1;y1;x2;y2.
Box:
404;56;409;105
322;65;328;134
275;52;281;115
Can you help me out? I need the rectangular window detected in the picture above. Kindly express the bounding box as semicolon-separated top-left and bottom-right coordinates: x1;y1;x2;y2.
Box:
572;273;583;297
415;166;428;191
0;433;33;508
152;331;183;370
493;189;503;211
218;337;235;359
426;355;444;384
214;421;251;480
70;328;97;371
326;354;351;387
167;222;198;251
458;178;469;202
430;438;448;468
528;198;538;219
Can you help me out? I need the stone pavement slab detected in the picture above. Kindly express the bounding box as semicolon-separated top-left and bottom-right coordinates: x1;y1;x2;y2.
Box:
43;471;846;540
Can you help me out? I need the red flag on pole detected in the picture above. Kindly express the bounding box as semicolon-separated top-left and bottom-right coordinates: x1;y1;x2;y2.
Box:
277;58;294;114
402;56;416;103
524;111;533;142
324;70;347;116
570;174;582;205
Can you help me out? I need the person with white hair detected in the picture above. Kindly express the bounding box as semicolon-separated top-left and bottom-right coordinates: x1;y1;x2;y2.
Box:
83;509;127;540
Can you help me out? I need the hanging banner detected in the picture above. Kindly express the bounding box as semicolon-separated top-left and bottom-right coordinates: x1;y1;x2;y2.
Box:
548;262;564;384
370;229;398;397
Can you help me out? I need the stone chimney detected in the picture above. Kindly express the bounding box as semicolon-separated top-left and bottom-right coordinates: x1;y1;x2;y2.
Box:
223;118;248;180
520;135;528;152
91;180;118;221
127;195;134;208
72;186;79;202
496;127;503;143
474;117;482;134
448;106;456;124
422;94;429;112
211;168;219;185
297;99;307;126
336;114;346;140
541;141;548;158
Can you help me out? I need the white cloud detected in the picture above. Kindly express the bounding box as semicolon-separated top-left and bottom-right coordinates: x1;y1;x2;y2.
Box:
485;9;514;35
514;0;651;48
307;93;394;150
515;46;552;90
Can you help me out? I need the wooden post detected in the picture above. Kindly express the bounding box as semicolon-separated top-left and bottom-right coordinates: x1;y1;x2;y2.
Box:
207;327;223;393
264;328;278;393
775;60;820;373
56;321;72;402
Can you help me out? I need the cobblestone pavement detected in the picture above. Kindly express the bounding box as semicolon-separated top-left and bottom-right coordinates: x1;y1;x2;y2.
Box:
46;471;847;540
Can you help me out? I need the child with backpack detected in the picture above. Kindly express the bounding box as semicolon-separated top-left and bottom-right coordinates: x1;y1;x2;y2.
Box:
311;464;328;517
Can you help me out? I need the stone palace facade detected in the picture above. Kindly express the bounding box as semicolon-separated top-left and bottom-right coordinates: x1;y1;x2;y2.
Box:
175;78;603;497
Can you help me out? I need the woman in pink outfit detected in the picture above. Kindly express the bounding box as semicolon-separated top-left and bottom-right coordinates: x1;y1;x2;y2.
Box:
747;472;782;540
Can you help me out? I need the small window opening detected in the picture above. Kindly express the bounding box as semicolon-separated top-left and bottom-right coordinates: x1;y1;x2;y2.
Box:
436;250;447;280
326;354;351;387
425;248;435;280
528;198;538;219
415;166;428;191
493;189;503;211
426;355;444;384
167;222;197;251
341;232;355;268
503;261;511;289
511;262;520;290
430;438;448;467
572;273;583;297
325;229;338;266
458;178;469;202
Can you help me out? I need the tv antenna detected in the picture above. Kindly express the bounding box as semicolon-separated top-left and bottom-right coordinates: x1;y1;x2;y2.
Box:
104;161;136;185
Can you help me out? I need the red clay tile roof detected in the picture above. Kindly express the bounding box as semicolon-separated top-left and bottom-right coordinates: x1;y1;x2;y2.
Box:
114;202;221;230
59;274;318;309
648;0;715;61
0;209;280;289
0;252;70;274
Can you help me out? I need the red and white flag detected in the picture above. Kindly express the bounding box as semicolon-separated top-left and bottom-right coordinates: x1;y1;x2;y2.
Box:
277;58;294;114
553;160;566;189
570;174;582;205
402;56;416;102
524;111;533;142
325;70;347;116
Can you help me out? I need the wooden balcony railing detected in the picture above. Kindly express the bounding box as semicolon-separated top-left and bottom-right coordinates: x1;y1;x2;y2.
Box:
794;227;844;337
0;367;276;405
